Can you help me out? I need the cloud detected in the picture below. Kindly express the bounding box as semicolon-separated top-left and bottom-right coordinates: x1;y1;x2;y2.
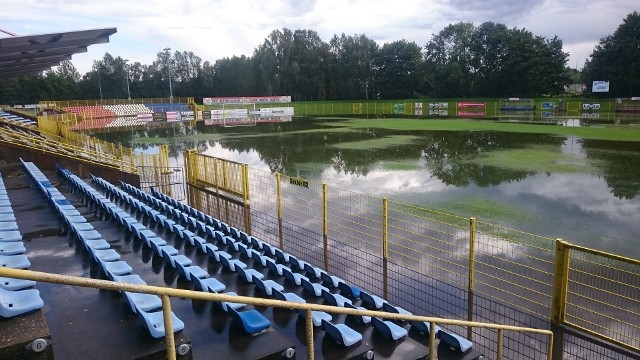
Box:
0;0;637;73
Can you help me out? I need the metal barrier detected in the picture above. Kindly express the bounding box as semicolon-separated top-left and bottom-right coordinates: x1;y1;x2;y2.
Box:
184;152;640;358
138;165;186;201
0;125;135;172
0;267;554;360
39;97;195;109
553;240;640;353
36;114;169;175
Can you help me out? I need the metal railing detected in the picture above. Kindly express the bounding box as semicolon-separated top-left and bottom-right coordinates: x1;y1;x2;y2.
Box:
0;267;553;360
184;152;640;358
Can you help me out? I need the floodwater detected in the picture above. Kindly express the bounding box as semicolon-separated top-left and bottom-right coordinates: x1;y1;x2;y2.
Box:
104;118;640;259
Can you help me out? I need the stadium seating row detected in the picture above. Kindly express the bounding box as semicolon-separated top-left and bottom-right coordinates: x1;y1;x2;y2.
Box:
0;172;44;318
124;181;473;353
0;110;38;128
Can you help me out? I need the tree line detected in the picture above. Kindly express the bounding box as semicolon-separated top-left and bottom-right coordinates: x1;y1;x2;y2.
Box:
1;13;638;105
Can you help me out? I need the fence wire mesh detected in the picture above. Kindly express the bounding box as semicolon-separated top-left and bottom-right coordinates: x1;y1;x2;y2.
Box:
183;152;640;359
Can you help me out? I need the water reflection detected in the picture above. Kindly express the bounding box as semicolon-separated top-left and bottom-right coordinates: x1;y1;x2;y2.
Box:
98;119;640;257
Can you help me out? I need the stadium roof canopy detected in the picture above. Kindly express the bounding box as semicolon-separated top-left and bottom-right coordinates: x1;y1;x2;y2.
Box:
0;27;117;78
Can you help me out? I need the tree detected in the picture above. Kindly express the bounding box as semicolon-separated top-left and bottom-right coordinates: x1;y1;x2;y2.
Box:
424;22;475;97
374;40;424;99
582;11;640;96
329;34;379;99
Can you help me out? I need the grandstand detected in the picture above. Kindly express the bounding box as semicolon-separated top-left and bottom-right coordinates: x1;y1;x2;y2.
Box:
0;159;492;359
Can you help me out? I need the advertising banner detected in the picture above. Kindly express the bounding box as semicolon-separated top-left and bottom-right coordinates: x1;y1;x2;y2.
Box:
592;81;610;93
541;102;555;110
203;96;291;105
415;102;423;116
457;102;485;117
152;112;167;122
582;103;601;110
137;113;153;122
393;102;405;115
180;111;194;120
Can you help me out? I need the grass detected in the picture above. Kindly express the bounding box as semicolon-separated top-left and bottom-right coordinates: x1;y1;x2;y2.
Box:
432;197;534;223
322;118;640;142
467;145;601;174
331;135;421;150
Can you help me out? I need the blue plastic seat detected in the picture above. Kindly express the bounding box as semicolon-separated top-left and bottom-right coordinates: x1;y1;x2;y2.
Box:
136;307;185;338
301;278;329;297
0;254;30;269
236;265;265;283
101;260;133;277
193;275;226;293
303;263;324;279
253;277;284;296
0;222;18;231
321;319;362;347
0;231;22;242
83;239;111;251
0;242;26;255
320;272;343;288
211;249;232;263
176;264;209;281
274;248;291;263
227;305;271;334
382;302;412;318
76;229;102;241
162;253;192;269
112;274;146;286
0;213;16;222
273;288;305;304
124;292;163;313
344;302;372;324
282;267;308;286
219;255;247;272
439;330;473;353
371;317;408;341
0;287;44;317
410;321;441;337
288;256;308;271
0;277;36;291
360;291;386;309
251;251;269;267
321;289;352;307
298;309;332;327
265;258;286;276
338;281;361;299
217;292;246;312
0;207;14;215
91;248;121;262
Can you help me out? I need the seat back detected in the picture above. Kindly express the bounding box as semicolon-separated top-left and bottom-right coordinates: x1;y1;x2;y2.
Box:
300;278;316;294
253;277;268;295
321;319;345;346
321;289;338;306
282;267;296;283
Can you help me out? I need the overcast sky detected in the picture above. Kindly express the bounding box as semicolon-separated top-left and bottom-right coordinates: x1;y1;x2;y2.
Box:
1;0;638;74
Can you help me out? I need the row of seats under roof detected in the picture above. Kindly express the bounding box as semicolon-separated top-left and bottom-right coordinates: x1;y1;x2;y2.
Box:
63;103;190;117
0;110;37;127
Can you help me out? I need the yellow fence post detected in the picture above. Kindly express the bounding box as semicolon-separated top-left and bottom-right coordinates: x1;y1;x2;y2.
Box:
305;309;314;360
467;217;476;339
382;197;389;299
552;238;571;325
276;173;284;249
322;183;328;271
242;164;250;205
161;295;177;360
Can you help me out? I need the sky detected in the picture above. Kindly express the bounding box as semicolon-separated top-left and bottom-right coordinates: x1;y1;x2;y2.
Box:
1;0;638;75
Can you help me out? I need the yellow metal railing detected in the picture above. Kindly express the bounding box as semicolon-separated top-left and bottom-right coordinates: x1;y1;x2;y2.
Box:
185;151;248;201
36;114;169;175
553;240;640;353
184;152;640;356
0;267;554;360
0;126;135;172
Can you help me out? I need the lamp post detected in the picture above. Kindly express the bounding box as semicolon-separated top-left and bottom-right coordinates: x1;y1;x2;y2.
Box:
97;61;103;100
124;59;131;100
163;47;173;103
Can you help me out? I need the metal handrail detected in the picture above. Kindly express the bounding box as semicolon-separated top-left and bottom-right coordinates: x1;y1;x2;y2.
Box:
0;267;553;360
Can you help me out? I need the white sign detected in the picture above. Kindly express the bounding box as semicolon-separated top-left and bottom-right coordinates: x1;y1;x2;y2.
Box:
592;81;610;93
582;103;601;110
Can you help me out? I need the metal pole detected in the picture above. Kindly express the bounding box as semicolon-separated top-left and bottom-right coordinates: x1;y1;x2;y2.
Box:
161;295;177;360
97;64;103;100
305;309;314;360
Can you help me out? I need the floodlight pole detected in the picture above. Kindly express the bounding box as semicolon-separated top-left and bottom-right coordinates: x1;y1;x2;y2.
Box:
163;47;173;103
97;62;103;101
124;59;131;100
